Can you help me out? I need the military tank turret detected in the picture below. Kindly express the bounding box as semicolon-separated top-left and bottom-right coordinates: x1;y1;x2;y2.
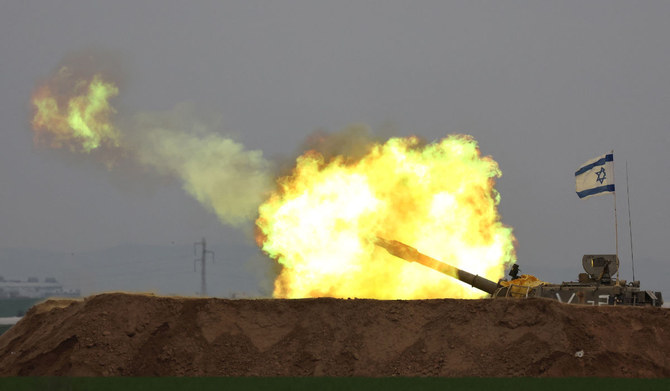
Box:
375;237;663;307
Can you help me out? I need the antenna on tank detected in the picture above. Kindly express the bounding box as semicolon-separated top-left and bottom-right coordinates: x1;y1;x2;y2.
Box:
194;237;214;297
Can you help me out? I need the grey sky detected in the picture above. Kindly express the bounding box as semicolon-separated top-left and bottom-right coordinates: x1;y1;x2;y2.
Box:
1;1;669;297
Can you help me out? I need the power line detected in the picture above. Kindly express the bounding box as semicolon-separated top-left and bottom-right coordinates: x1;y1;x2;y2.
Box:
193;238;214;297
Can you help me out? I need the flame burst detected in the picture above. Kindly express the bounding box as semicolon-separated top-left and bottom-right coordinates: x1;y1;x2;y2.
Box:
30;61;515;299
257;136;516;299
31;68;120;153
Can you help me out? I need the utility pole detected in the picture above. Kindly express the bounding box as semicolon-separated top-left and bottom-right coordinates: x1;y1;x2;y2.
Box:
194;238;214;297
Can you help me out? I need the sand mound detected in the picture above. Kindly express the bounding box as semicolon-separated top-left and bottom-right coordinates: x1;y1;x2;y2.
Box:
0;293;668;377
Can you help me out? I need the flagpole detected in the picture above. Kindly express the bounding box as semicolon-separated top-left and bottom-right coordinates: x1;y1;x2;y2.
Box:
626;161;635;282
612;150;619;283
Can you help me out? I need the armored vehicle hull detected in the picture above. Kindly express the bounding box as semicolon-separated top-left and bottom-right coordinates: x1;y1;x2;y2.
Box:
375;237;663;307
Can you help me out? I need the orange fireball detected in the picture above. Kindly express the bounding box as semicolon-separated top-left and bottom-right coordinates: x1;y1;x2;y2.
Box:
257;135;516;299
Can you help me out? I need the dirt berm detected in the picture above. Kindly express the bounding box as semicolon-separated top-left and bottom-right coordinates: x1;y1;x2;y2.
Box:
0;293;668;377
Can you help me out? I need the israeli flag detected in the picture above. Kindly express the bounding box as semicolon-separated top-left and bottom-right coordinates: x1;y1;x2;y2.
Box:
575;152;615;199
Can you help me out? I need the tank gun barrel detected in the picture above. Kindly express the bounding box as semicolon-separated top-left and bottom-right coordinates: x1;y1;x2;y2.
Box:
374;237;500;294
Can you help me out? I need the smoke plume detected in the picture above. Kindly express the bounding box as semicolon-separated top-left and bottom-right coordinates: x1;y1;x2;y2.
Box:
31;56;272;228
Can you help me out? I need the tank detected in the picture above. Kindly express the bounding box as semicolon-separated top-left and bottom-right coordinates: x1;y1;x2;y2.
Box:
375;237;663;307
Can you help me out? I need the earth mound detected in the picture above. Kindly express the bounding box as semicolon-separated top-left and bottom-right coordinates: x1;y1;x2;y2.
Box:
0;293;668;377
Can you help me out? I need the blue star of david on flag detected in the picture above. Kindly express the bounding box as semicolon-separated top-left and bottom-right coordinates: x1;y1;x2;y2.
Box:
575;152;615;199
595;167;606;184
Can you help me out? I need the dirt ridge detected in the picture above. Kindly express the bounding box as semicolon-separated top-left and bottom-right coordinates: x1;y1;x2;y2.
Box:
0;293;668;377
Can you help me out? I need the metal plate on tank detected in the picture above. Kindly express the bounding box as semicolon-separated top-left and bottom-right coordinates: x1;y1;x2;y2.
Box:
582;254;619;278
